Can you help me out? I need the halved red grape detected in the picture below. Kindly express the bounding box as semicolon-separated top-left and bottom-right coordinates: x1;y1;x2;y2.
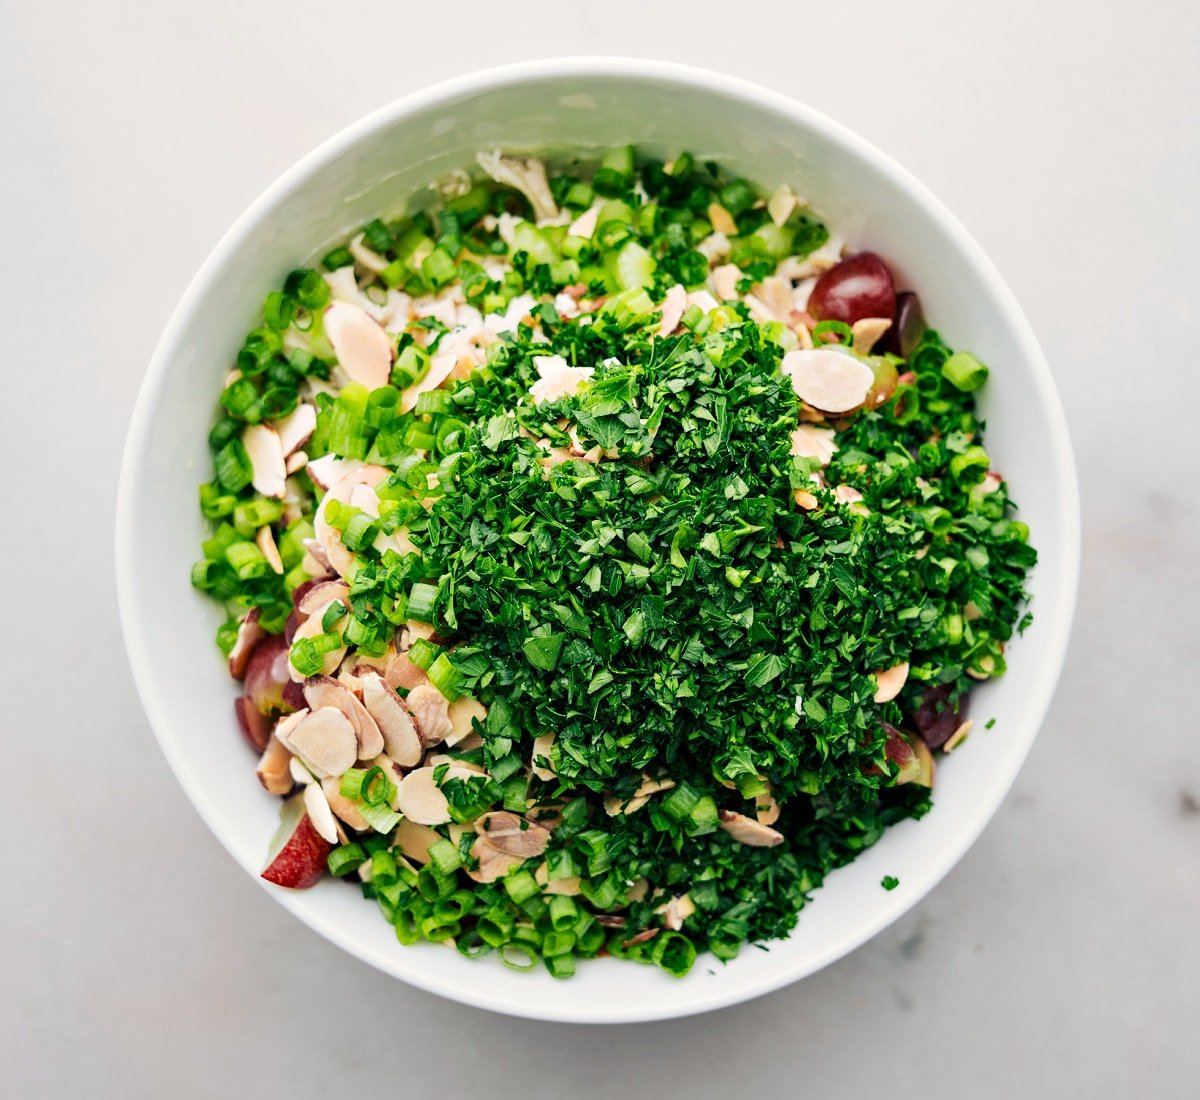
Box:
808;252;896;325
878;291;926;359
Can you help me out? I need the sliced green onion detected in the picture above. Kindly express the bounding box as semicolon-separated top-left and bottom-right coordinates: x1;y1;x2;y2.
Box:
504;870;539;906
327;841;367;877
942;351;989;392
406;582;439;622
428;838;462;876
427;652;463;701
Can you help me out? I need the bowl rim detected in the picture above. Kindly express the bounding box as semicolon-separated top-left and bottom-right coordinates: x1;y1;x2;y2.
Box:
116;55;1080;1023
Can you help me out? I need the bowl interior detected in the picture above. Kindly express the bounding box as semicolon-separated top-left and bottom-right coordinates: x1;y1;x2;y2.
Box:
117;60;1077;1022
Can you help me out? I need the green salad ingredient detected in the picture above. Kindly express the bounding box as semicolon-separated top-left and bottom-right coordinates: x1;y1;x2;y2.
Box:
194;147;1036;978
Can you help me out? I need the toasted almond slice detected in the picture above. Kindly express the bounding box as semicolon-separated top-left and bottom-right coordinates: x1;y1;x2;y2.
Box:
851;317;892;356
711;263;741;301
535;861;583;895
360;673;422;766
767;185;798;227
635;775;676;798
228;608;265;680
324;300;392;390
256;526;284;575
287;600;348;680
755;275;794;321
873;661;910;704
313;464;389;578
303;676;384;760
296;580;350;617
385;651;429;692
604;793;650;817
305;454;363;492
658;283;687;337
445;697;487;748
707;202;738;236
781;348;875;414
303;780;340;844
718;809;784;847
568;203;601;239
466;836;525;883
789;425;838;467
275;706;358;778
242;424;286;499
255;737;293;795
835;484;869;515
320;776;370;830
273;404;317;457
529;354;594;405
395;765;478;826
406;682;454;746
755;790;781;826
347;232;390;275
475;811;550;858
655;893;696;931
286;451;308;475
531;732;557;781
943;719;974;753
793;488;819;510
963;601;983;622
394;817;441;863
288;756;316;786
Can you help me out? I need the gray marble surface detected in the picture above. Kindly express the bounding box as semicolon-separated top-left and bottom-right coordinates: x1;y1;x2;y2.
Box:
3;0;1197;1095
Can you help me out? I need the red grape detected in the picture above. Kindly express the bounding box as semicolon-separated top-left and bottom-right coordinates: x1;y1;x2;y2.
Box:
807;252;896;325
878;291;926;359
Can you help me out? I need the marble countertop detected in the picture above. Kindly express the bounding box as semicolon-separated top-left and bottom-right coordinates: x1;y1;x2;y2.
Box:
3;1;1196;1095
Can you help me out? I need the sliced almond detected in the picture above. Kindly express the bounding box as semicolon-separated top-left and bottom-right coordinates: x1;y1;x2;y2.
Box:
718;809;784;847
228;608;265;680
873;661;910;704
305;454;363;492
255;737;293;795
529;354;594;405
256;526;284;575
655;893;696;931
394;817;441;863
531;731;557;781
767;185;798;227
406;682;453;746
385;651;429;692
851;317;892;356
395;764;478;826
273;403;317;457
275;706;358;778
242;424;286;499
347;232;390;275
296;580;350;617
755;785;781;826
288;599;348;680
320;775;370;830
466;836;525;883
535;862;583;896
756;275;794;321
324;300;393;391
398;348;472;414
707;202;738;236
781;348;875;414
303;676;384;760
445;697;487;748
657;283;687;337
636;774;676;798
474;811;550;858
789;425;838;467
567;203;601;239
313;464;389;578
943;719;973;753
288;756;316;786
303;780;340;844
793;487;820;510
360;673;422;766
285;450;308;475
711;263;742;301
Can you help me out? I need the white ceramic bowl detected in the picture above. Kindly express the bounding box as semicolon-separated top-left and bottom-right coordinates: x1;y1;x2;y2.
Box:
117;58;1079;1023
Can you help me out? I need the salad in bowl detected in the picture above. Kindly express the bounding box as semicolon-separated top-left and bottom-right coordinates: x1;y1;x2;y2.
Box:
191;145;1035;980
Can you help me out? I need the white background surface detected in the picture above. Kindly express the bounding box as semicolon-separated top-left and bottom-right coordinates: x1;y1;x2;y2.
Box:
2;1;1197;1096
